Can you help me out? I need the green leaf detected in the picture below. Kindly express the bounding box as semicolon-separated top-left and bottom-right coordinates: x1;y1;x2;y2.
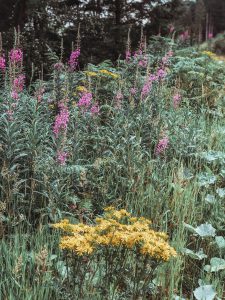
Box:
182;248;207;260
204;257;225;272
50;254;58;261
184;223;216;237
216;188;225;198
200;151;225;162
198;173;217;187
173;296;186;300
193;285;216;300
56;261;70;280
215;236;225;249
195;223;216;237
205;194;216;204
184;223;196;234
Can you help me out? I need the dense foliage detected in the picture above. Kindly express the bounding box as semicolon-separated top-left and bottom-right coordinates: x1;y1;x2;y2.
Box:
0;35;225;299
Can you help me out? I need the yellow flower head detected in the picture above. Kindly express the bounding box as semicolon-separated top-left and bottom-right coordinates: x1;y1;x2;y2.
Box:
85;71;98;77
76;86;88;93
53;208;176;261
99;69;119;79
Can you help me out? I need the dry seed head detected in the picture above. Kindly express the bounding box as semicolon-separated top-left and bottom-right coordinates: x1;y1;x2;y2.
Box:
14;255;23;277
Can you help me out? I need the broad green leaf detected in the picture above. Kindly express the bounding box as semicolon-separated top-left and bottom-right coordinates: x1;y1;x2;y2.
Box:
173;296;186;300
182;248;207;260
193;285;216;300
216;188;225;198
198;173;217;187
204;257;225;272
205;194;216;204
200;151;225;162
215;236;225;249
195;223;216;237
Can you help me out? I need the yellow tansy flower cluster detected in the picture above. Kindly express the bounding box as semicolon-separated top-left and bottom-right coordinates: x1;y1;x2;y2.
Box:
98;69;119;79
76;86;88;93
83;69;119;79
85;71;98;77
201;50;222;61
53;207;176;261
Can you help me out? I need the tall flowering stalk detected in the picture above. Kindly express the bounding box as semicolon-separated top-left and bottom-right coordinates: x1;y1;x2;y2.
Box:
125;27;131;62
9;49;23;64
0;55;6;72
179;30;190;42
53;101;70;165
141;74;157;99
115;91;123;109
7;44;25;118
69;48;80;71
53;102;69;138
155;136;169;156
77;92;92;108
173;93;181;109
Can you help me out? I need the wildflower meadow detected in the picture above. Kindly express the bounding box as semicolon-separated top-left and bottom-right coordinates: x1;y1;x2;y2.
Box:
0;27;225;300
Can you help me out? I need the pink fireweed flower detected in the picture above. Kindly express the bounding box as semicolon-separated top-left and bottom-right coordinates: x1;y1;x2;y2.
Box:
9;48;23;63
126;50;131;62
35;88;45;103
130;87;137;95
7;109;14;120
54;62;64;71
173;93;181;109
133;49;143;58
208;32;213;39
0;55;6;71
167;50;173;57
77;92;92;108
13;74;25;92
138;57;148;68
90;103;100;115
179;30;189;42
157;68;167;80
11;91;19;100
162;51;173;66
141;73;158;98
141;81;152;97
168;24;175;33
53;103;69;138
115;91;123;109
69;48;80;71
155;136;169;155
149;74;157;82
11;102;17;108
57;150;68;165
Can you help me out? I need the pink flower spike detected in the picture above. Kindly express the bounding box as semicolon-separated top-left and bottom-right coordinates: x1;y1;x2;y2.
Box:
13;74;25;92
57;151;68;165
208;32;213;39
155;136;169;155
11;91;19;100
69;48;80;71
126;50;131;62
157;68;167;80
141;81;152;97
115;91;123;109
0;55;6;71
169;24;175;33
173;93;181;109
9;49;23;63
53;104;69;138
90;103;100;116
77;92;92;108
130;87;137;95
